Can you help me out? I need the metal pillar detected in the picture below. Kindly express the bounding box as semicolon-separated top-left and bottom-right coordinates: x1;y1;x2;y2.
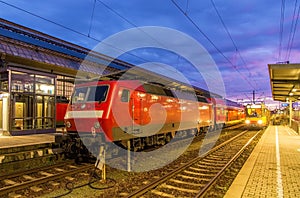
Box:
127;140;131;172
289;100;292;127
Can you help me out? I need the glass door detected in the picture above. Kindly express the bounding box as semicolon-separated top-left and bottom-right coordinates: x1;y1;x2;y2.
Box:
36;96;54;129
12;94;34;130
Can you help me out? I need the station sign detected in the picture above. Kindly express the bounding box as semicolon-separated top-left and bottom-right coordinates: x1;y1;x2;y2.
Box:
292;102;299;109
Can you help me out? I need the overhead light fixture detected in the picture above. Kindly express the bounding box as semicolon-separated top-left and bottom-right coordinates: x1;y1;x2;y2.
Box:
289;92;294;96
292;88;297;92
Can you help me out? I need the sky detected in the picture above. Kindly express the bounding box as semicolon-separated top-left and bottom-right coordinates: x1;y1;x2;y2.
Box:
0;0;299;104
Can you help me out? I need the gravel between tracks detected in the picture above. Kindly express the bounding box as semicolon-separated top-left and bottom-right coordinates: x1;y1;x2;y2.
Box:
39;129;260;198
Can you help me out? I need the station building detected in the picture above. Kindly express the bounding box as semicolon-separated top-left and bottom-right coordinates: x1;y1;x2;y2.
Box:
0;18;133;136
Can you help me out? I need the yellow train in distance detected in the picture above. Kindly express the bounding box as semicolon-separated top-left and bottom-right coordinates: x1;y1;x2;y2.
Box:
245;103;270;128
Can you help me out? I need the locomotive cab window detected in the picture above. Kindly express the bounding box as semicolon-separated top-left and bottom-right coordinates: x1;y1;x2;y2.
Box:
87;85;108;102
72;85;109;103
121;89;130;102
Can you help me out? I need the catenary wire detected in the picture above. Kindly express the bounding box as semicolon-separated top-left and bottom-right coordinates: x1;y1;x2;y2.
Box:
170;0;257;91
210;0;258;88
286;1;300;60
0;1;172;72
1;0;263;97
278;0;285;61
95;0;219;82
0;0;218;93
88;0;97;37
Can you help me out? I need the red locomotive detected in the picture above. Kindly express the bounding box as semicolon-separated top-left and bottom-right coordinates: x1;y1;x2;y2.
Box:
63;80;245;155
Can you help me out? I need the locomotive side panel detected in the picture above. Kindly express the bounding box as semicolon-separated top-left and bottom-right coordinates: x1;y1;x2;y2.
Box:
111;84;181;140
110;82;213;141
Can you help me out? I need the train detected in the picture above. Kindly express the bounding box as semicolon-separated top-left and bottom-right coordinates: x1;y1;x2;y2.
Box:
244;103;270;128
56;96;69;127
209;98;245;129
62;80;245;156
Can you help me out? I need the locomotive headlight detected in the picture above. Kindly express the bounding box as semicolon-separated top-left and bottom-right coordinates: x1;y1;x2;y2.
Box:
65;121;72;128
245;120;250;124
94;121;100;129
257;120;263;125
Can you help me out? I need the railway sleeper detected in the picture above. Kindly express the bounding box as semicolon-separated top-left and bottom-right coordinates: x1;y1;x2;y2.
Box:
168;178;204;187
183;170;216;178
188;166;218;173
159;183;199;194
201;158;228;164
150;189;176;198
198;161;226;166
177;174;211;182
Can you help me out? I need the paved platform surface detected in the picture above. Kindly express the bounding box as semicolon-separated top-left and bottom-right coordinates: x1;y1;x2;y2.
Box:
225;125;300;198
0;134;56;149
0;128;64;149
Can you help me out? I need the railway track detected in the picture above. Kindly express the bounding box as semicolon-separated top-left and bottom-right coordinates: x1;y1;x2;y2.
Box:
0;161;94;197
126;129;261;197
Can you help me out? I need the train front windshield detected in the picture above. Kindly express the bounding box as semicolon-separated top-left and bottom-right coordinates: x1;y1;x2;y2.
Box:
247;108;262;118
72;85;109;103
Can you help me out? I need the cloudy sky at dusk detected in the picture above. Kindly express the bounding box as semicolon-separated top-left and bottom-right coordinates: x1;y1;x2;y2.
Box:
0;0;299;102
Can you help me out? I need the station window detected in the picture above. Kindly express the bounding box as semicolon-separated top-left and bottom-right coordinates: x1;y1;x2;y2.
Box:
56;75;74;100
0;71;8;91
121;89;130;102
35;75;54;95
11;71;34;93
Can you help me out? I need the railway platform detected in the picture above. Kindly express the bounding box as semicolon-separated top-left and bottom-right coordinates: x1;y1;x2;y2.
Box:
0;128;65;148
225;125;300;198
0;128;65;175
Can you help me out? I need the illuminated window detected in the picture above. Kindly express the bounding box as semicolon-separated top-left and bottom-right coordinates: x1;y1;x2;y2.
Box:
56;75;74;100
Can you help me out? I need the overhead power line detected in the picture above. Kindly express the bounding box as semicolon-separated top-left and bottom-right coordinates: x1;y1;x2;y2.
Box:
0;0;91;40
0;0;214;91
170;0;256;90
95;0;167;48
0;0;159;67
210;0;258;88
95;0;213;80
286;0;300;60
278;0;286;61
88;0;96;37
185;0;190;15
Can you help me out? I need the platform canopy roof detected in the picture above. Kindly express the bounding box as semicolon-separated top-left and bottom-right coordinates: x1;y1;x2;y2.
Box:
0;18;133;78
268;63;300;102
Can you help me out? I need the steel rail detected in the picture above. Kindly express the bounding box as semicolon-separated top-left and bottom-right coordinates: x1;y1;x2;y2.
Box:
126;130;249;198
1;161;74;180
195;130;261;197
0;163;94;196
